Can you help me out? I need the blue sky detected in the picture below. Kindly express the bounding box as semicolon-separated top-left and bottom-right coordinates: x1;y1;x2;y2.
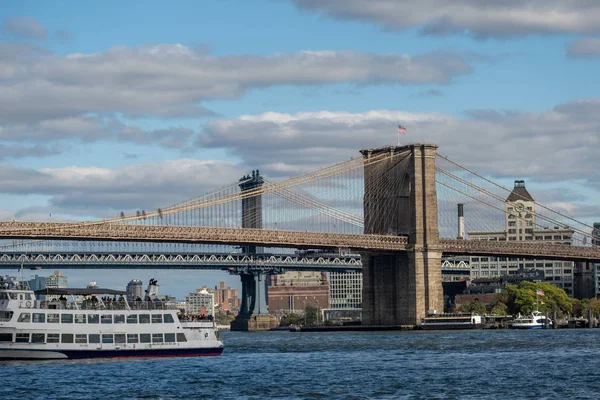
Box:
1;0;600;298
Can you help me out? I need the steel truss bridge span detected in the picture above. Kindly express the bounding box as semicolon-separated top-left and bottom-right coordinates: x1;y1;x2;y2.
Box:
0;251;363;272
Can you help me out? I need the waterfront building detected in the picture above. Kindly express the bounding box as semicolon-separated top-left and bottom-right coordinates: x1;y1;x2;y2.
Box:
126;279;143;301
328;271;362;309
185;287;215;316
268;271;329;315
468;181;576;296
593;222;600;297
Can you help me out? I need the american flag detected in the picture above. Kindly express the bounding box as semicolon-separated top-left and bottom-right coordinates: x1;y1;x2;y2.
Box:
398;125;407;135
536;289;545;296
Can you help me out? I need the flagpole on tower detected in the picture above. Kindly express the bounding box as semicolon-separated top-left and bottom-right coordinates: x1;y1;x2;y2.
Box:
397;124;407;146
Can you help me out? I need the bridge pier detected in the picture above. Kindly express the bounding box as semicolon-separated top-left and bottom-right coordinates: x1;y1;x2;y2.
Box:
360;144;443;326
231;170;278;331
230;269;277;331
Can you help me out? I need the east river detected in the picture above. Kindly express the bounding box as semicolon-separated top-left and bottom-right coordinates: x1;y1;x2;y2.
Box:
3;329;600;399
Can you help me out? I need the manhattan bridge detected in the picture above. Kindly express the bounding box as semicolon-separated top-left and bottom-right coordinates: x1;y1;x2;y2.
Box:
0;143;598;328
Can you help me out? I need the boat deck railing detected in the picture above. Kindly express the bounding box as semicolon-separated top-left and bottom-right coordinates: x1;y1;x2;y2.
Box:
19;299;178;311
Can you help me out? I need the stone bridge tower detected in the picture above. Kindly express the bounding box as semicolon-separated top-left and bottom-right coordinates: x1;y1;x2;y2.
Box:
360;144;443;326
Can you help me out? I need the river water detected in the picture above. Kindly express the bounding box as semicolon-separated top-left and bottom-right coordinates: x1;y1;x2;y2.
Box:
3;329;600;399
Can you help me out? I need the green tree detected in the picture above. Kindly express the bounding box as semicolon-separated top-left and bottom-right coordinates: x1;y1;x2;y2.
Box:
279;313;303;327
457;300;486;315
304;305;320;326
497;281;576;316
215;312;234;326
490;302;508;315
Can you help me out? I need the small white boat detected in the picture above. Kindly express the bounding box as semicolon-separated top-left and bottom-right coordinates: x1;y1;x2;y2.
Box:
511;311;551;329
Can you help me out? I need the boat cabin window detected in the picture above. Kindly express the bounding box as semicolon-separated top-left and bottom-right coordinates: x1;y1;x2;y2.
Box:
89;334;100;344
75;314;86;324
61;314;73;324
17;313;31;323
115;334;126;344
0;333;13;342
127;334;139;343
152;333;163;343
114;314;125;324
101;334;113;344
176;333;187;342
139;314;150;324
0;292;8;300
9;293;18;300
165;333;175;343
164;314;175;323
32;333;45;343
75;334;87;344
151;314;162;324
16;333;30;343
47;334;60;343
47;313;59;323
101;315;112;324
0;311;14;322
126;314;138;324
140;333;151;343
88;314;99;324
33;313;45;323
61;334;74;343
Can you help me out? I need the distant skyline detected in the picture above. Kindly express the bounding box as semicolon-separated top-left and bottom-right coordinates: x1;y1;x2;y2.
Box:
1;1;599;297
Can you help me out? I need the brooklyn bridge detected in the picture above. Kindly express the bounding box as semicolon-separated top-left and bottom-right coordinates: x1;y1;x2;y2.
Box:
1;143;599;329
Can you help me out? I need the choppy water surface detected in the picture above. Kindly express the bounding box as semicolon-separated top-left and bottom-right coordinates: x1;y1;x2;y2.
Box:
4;329;600;399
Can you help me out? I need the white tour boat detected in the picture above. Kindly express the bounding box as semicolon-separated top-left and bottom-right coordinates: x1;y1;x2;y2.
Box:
421;313;482;330
0;276;223;360
511;311;552;329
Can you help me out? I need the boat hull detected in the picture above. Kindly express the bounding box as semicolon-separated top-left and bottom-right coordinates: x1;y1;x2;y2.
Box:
0;346;223;360
511;324;549;330
421;324;482;330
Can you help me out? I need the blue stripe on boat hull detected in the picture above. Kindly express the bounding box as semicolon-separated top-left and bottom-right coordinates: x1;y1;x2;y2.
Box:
0;347;223;360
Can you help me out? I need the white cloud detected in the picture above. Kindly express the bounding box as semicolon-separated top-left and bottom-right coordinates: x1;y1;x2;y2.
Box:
199;100;600;187
0;43;472;125
291;0;600;38
567;38;600;58
0;159;244;219
2;17;47;39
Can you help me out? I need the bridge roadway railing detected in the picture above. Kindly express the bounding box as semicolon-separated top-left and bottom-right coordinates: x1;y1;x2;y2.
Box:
2;222;599;262
0;221;409;251
441;239;600;262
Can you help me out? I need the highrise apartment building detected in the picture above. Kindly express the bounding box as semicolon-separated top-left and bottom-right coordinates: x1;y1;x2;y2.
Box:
468;181;576;296
126;279;143;301
206;281;240;314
